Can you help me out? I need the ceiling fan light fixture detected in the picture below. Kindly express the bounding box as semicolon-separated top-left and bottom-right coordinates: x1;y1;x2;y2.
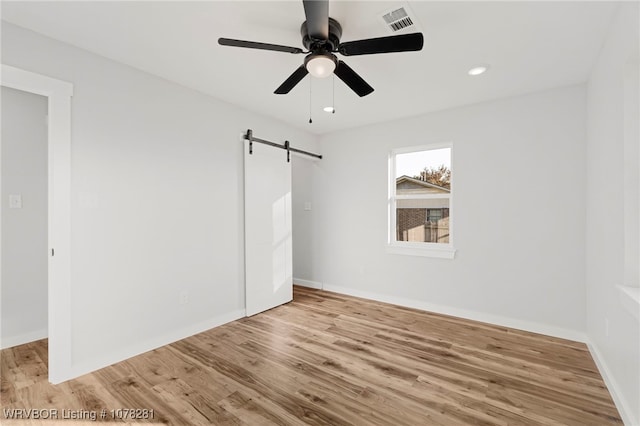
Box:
305;54;337;78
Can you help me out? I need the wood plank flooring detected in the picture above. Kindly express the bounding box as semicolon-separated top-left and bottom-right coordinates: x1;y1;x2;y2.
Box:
1;286;622;425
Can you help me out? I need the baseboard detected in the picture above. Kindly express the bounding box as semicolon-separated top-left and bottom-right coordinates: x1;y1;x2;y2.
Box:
0;328;48;350
322;283;588;343
293;278;323;289
65;309;246;382
587;341;638;426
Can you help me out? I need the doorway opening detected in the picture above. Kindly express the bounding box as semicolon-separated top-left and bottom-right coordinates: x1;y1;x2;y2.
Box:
1;86;48;350
1;65;73;383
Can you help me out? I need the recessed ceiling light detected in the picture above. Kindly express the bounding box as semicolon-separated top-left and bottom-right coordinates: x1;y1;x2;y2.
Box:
323;106;335;113
468;65;489;76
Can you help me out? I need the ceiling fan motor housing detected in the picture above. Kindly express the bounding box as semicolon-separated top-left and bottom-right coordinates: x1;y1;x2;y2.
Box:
301;17;342;52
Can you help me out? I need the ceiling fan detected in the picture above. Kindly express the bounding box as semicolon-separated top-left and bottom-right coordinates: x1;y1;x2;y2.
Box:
218;0;424;97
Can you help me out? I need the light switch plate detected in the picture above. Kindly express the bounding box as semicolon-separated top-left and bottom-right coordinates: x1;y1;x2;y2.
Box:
9;194;22;209
304;202;312;211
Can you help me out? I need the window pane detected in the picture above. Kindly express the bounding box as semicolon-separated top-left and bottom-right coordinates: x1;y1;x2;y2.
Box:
391;145;452;247
395;148;451;190
396;200;450;243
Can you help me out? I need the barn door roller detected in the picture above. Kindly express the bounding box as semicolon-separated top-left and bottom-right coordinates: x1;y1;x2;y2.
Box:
244;129;322;162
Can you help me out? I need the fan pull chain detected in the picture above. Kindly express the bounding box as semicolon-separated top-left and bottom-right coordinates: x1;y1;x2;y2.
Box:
332;75;336;114
308;77;313;124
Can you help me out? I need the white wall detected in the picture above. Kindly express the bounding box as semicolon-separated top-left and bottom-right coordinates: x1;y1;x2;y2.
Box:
311;85;587;338
586;3;640;424
1;22;318;378
623;29;640;291
1;86;48;348
292;154;321;287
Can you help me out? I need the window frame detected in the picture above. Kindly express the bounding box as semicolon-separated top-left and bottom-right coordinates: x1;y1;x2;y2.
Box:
387;143;456;259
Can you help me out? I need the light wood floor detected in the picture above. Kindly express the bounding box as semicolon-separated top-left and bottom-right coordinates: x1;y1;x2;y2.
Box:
1;286;622;425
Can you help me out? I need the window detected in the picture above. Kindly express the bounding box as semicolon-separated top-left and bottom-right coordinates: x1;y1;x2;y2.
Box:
388;144;455;258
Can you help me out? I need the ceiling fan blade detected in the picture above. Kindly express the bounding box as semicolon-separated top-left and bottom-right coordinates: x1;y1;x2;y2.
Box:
218;38;303;54
338;33;424;56
334;61;374;97
303;0;329;40
274;65;309;94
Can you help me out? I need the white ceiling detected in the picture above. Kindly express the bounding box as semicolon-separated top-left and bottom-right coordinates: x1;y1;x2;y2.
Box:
1;1;618;135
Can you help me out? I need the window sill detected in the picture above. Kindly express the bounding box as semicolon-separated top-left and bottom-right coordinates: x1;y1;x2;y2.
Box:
386;244;456;259
618;285;640;322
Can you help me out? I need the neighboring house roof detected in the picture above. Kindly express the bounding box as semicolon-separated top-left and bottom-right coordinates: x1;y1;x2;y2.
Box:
396;175;450;193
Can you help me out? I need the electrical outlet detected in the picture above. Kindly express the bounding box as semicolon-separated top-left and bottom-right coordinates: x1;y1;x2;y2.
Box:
179;291;189;305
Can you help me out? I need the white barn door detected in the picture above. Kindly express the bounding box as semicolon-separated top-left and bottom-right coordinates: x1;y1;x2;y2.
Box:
244;141;293;316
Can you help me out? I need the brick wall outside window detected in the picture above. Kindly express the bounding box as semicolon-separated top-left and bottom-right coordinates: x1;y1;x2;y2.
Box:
397;208;427;241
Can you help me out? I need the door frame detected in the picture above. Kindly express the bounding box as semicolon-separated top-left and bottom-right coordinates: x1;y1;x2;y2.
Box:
1;64;73;384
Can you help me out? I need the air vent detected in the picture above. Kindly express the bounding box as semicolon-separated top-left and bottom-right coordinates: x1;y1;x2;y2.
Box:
381;7;415;33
